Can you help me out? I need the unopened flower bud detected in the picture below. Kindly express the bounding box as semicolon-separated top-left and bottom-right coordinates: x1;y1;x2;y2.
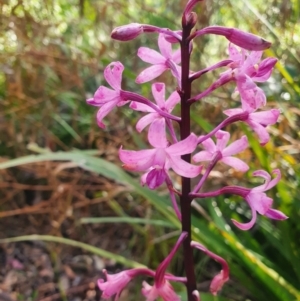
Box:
182;0;203;26
226;28;271;51
186;12;198;28
111;23;143;41
195;26;272;51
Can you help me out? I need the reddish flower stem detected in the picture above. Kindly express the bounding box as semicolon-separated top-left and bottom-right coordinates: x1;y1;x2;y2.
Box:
179;20;197;301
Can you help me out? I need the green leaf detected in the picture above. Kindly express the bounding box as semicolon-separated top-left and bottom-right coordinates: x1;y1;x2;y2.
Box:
0;235;145;268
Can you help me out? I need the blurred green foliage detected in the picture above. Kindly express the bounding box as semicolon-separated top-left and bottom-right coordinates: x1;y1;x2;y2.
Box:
0;0;300;300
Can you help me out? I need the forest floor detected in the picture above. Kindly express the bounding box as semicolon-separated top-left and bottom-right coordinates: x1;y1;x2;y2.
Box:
0;157;138;301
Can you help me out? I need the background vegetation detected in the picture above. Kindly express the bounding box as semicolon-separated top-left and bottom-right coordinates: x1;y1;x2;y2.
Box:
0;0;299;300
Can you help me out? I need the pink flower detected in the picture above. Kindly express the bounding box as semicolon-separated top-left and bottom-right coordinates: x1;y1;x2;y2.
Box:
141;233;187;301
193;130;249;172
224;106;280;146
142;280;180;301
232;169;288;230
130;82;180;136
226;44;277;110
87;62;128;128
119;128;202;189
191;241;229;296
136;34;181;84
98;269;133;300
98;268;156;300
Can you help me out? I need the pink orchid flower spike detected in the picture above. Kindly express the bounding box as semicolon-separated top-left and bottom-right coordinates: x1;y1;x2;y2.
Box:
136;34;181;84
232;169;288;230
130;82;180;139
87;61;128;128
142;232;187;301
193;130;249;172
119;128;202;189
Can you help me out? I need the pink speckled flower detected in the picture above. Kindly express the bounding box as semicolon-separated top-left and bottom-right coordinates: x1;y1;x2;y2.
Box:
142;233;187;301
136;34;181;84
87;62;128;128
98;269;133;300
130;82;180;137
193;130;249;172
232;169;288;230
224;106;280;145
227;44;277;110
119;128;201;189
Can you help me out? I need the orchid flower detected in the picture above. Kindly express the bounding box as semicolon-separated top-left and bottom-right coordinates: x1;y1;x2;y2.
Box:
136;34;181;84
119;126;201;189
232;169;288;230
142;233;187;301
193;130;249;172
226;44;277;109
191;241;229;296
98;268;158;300
130;82;180;139
87;62;128;128
224;104;280;145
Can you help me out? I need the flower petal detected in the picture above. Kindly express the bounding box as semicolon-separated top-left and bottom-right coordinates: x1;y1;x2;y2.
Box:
236;73;257;91
96;100;119;128
200;137;216;153
221;157;249;172
252;169;281;192
215;130;230;151
104;62;124;90
231;205;257;231
246;192;273;215
253;57;277;82
167;133;198;156
222;136;248;157
223;108;244;117
119;147;156;171
242;51;262;72
165;90;180;112
152;82;165;108
137;47;166;64
172;48;181;64
135;113;158;132
168;156;202;178
142;281;159;301
193;151;213;162
247;120;270;145
228;44;242;62
130;101;155;112
158;34;172;59
148;118;168;148
136;65;167;83
240;88;258;110
158;281;181;301
265;208;288;220
91;86;120;104
249;109;280;126
146;168;167;189
251;169;271;192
